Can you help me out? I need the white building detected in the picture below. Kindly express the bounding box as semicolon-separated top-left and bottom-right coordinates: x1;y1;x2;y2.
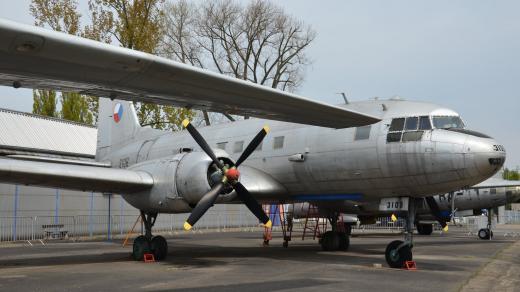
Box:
0;108;256;242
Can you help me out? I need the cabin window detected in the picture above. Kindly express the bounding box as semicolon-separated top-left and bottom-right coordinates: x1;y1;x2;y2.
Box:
354;125;371;140
389;118;405;131
402;131;424;142
216;142;227;150
233;141;244;153
273;136;284;149
419;116;432;130
490;188;497;195
386;132;402;143
405;117;418;131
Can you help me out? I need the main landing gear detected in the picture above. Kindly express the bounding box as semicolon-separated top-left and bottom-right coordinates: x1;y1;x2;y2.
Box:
320;213;350;251
478;208;494;240
385;198;418;268
132;211;168;261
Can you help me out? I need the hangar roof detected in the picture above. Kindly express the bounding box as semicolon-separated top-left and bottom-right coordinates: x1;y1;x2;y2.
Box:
0;108;97;158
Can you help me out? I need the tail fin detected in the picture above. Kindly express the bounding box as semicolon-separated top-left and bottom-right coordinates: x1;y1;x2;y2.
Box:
96;98;140;161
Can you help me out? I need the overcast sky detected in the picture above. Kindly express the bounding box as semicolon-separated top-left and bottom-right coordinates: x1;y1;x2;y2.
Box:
0;0;519;168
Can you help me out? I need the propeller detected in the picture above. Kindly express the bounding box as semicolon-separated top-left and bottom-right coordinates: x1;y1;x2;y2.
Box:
181;119;272;231
425;196;449;231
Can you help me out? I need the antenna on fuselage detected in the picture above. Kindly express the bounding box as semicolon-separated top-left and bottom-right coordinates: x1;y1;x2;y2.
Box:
337;92;349;104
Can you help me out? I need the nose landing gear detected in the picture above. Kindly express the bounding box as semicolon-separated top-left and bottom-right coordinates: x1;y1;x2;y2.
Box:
385;198;418;268
132;211;168;261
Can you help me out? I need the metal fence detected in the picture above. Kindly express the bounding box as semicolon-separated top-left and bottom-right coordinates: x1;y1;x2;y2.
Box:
0;209;259;243
3;211;520;243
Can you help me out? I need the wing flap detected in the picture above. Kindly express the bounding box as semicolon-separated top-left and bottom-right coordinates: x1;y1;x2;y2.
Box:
0;158;153;194
0;19;380;128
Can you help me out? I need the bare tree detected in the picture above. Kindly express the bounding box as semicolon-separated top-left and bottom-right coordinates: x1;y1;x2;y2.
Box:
194;0;316;92
160;0;315;123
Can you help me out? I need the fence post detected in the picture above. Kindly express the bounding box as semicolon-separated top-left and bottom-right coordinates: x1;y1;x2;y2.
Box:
107;194;112;241
13;185;19;241
32;216;35;241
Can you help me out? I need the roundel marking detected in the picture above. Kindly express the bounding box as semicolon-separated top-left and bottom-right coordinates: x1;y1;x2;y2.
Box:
113;103;123;123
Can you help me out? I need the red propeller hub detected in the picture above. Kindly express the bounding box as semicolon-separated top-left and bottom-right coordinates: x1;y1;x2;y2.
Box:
225;168;240;182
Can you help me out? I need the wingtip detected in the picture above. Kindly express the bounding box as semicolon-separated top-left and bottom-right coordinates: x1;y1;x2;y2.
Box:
263;220;272;228
182;119;190;128
390;214;397;222
443;225;449;232
183;222;192;231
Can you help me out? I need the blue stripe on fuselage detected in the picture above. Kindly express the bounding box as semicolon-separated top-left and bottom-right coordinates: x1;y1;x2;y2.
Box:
292;193;363;201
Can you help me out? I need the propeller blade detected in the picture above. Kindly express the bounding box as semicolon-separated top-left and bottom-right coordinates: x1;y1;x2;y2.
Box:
235;126;269;167
182;119;224;169
233;181;272;227
184;182;225;230
425;196;449;231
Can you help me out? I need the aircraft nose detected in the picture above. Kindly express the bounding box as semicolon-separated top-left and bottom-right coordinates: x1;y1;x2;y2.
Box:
465;135;506;178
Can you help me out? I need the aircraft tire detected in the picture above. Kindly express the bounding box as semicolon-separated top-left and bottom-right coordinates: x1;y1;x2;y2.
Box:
478;228;493;240
321;231;340;251
151;235;168;260
416;223;433;235
133;235;151;261
385;240;412;268
337;232;350;251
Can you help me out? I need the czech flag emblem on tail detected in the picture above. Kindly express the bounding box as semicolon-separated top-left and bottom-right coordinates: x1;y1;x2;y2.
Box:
113;103;123;123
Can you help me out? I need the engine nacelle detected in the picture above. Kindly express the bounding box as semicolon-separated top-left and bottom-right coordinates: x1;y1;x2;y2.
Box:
122;149;231;213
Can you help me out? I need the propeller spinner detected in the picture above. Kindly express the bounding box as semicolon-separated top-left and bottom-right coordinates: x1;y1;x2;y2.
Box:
181;119;272;231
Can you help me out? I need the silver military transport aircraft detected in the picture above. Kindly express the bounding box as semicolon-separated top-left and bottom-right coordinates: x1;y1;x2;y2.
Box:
0;19;506;268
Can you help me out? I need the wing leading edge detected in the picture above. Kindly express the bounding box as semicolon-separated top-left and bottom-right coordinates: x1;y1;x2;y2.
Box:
0;158;153;194
0;19;380;129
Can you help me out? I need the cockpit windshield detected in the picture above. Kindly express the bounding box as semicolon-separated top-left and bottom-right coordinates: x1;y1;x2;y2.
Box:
432;116;465;129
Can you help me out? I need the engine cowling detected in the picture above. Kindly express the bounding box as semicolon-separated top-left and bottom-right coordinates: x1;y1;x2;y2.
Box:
123;149;231;213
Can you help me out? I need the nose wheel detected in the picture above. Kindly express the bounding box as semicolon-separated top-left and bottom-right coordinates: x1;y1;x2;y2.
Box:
385;198;418;268
132;211;168;261
385;240;413;268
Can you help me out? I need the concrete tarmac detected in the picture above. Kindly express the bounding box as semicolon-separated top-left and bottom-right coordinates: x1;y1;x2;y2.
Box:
0;227;518;292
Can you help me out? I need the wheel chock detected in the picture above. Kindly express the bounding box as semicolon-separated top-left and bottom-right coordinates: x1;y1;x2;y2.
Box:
143;253;155;263
403;261;417;270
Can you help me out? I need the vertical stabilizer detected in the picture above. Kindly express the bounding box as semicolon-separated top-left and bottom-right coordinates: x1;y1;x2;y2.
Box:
96;98;140;161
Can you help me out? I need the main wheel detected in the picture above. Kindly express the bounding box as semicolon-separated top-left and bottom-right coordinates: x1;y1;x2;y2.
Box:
337;232;350;251
344;224;353;236
478;228;493;240
133;235;151;261
416;223;433;235
385;240;412;268
151;235;168;260
321;231;340;251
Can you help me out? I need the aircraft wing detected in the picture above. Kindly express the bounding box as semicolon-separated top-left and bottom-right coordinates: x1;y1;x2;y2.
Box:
0;158;153;194
0;19;380;129
471;178;520;189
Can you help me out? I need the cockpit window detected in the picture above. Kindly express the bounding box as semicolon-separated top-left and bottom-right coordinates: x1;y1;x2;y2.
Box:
432;116;464;129
389;118;405;131
405;117;418;130
388;116;428;143
419;116;432;130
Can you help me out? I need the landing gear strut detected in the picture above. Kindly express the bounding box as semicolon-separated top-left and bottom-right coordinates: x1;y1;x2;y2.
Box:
132;211;168;261
385;198;417;268
320;213;349;251
478;208;494;240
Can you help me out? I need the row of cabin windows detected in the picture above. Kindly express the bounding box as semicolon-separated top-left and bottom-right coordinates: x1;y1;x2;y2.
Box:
216;136;285;153
387;116;432;143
